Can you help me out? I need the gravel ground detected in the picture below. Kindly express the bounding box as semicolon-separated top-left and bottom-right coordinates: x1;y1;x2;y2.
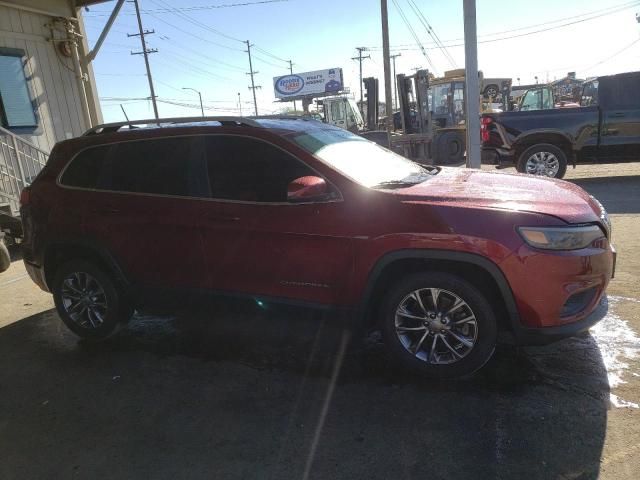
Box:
1;163;639;479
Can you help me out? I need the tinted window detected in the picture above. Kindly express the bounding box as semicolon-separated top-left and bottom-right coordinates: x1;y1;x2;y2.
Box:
206;136;315;202
61;144;107;188
61;137;207;197
600;74;640;109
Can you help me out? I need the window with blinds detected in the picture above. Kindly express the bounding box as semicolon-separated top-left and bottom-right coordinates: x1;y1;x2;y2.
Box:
0;51;37;128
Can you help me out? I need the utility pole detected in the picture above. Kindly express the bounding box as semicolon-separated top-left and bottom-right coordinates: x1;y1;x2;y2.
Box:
390;53;401;110
352;47;371;114
288;60;297;112
238;92;242;116
129;0;159;120
463;0;481;168
245;40;261;116
380;2;393;134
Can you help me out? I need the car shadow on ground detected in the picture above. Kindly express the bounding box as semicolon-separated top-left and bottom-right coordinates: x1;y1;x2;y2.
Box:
569;175;640;214
0;300;610;480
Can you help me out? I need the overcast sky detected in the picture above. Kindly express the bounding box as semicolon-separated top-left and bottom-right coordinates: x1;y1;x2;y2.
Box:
81;0;640;122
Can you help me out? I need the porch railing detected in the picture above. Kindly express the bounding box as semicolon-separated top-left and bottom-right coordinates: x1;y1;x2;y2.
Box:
0;125;49;215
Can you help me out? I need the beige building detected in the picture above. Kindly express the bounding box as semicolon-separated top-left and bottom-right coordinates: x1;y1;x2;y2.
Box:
1;0;110;215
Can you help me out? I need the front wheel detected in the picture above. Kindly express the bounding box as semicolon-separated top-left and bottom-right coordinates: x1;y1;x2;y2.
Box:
380;272;497;378
52;260;132;341
516;143;568;179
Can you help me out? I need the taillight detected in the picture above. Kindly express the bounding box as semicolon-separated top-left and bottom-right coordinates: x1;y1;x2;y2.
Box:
20;187;31;207
480;116;492;143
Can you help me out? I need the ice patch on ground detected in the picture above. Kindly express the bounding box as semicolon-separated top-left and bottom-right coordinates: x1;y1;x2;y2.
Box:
589;296;640;407
589;296;639;388
609;394;639;409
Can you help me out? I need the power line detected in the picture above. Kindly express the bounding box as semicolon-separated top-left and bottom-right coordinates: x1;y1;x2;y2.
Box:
583;37;640;72
154;35;245;72
252;53;290;69
148;0;291;72
253;45;289;63
148;0;243;44
84;0;290;16
152;50;236;82
370;0;640;52
405;0;456;68
390;0;438;74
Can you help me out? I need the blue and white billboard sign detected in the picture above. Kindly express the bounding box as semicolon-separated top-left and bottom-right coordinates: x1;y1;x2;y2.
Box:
273;67;344;99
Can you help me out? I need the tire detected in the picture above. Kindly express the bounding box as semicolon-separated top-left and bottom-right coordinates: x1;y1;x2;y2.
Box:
516;143;568;179
433;131;466;166
52;259;132;341
483;84;499;98
0;236;10;273
380;272;497;378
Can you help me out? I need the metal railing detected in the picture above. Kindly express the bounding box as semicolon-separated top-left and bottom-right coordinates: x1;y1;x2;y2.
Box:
0;125;49;215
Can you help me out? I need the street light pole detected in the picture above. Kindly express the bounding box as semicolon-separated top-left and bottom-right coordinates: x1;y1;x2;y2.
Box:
238;92;242;116
182;87;204;117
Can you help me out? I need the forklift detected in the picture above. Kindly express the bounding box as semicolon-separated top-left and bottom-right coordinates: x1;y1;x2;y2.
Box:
392;68;511;165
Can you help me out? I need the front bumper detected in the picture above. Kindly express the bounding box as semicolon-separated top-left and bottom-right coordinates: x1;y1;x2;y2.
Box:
510;294;609;345
497;236;615;345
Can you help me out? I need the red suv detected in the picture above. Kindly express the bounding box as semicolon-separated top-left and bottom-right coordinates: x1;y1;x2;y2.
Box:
20;117;615;377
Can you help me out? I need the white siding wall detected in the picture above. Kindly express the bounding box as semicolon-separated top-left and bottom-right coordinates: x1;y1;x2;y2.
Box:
0;5;88;152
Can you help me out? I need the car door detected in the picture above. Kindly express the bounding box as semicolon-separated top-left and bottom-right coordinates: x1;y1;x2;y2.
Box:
598;74;640;160
199;134;354;305
65;135;209;291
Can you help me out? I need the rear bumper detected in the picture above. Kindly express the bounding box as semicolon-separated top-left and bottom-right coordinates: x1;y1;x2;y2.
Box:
510;295;609;345
481;147;515;166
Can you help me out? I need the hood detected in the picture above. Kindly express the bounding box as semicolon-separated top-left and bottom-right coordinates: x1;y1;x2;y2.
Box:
393;168;602;224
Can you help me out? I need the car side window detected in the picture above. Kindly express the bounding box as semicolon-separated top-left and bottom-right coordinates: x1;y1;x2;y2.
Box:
60;137;208;198
205;135;318;203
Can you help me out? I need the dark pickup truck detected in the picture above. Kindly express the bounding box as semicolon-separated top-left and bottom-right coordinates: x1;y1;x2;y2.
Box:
481;71;640;178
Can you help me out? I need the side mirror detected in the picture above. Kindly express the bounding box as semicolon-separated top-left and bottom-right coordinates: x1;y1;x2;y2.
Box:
287;176;329;202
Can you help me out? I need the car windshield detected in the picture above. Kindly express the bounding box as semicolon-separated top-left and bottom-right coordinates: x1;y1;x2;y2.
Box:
285;125;433;188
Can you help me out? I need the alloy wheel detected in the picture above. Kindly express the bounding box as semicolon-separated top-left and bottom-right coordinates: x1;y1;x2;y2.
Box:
525;151;560;177
394;288;478;365
60;271;108;329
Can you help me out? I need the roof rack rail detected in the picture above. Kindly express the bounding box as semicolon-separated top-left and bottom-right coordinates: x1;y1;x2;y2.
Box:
83;116;262;136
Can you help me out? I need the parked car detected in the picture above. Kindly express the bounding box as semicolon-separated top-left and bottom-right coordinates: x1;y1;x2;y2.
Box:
481;71;640;178
21;117;615;378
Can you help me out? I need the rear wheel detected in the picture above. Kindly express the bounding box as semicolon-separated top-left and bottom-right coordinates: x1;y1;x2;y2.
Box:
52;260;132;341
380;272;497;378
516;143;568;179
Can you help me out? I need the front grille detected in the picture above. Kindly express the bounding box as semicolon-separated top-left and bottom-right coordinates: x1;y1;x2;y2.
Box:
561;287;597;318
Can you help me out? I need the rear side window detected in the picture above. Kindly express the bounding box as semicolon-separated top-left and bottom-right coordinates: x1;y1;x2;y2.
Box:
60;137;207;197
599;75;640;109
206;136;315;202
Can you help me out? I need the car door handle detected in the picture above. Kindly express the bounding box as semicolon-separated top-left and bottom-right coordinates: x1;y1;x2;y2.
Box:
610;112;626;118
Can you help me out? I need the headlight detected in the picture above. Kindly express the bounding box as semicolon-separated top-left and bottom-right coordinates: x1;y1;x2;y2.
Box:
518;225;605;250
